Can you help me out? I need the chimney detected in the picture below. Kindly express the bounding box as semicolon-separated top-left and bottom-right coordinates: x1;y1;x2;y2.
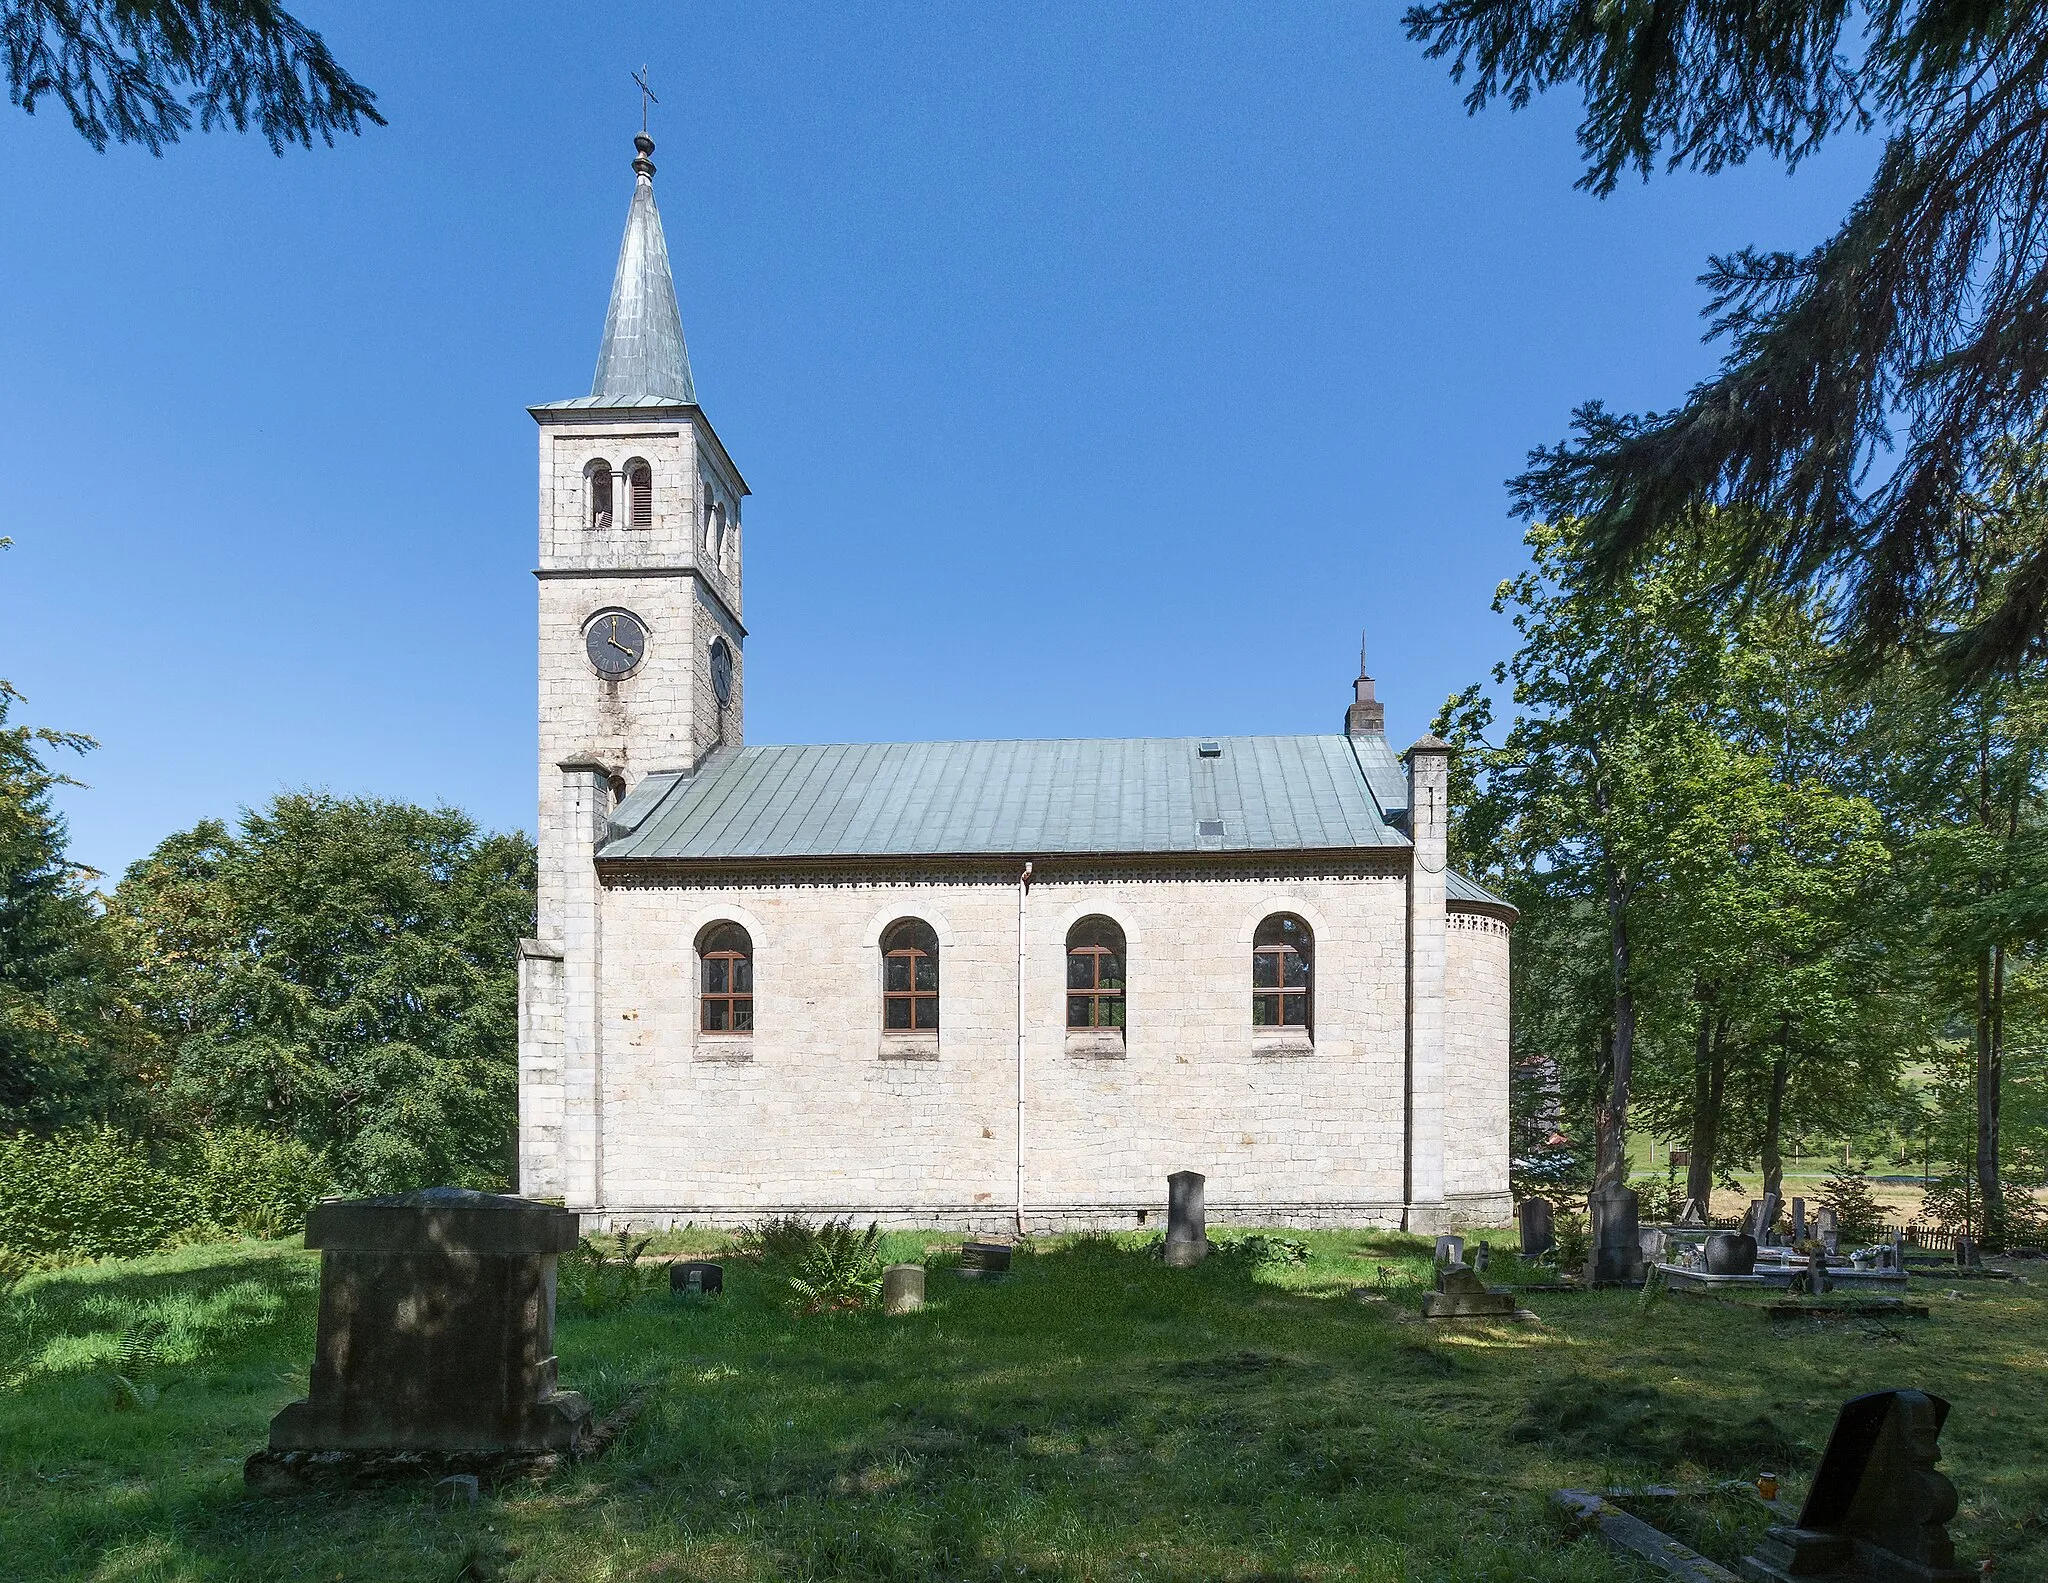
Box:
1346;629;1385;735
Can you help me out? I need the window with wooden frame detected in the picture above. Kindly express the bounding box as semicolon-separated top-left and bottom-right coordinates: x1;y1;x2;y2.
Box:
626;459;653;528
1252;914;1311;1030
585;459;613;530
698;921;753;1033
881;918;939;1032
1065;915;1126;1030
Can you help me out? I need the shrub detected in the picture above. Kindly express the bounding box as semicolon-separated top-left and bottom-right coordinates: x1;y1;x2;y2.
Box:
1211;1233;1311;1266
560;1232;656;1315
187;1127;331;1237
0;1127;195;1259
1819;1162;1885;1244
1552;1207;1592;1274
740;1215;884;1313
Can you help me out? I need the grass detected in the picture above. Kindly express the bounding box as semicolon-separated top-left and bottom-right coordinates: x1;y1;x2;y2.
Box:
0;1230;2044;1581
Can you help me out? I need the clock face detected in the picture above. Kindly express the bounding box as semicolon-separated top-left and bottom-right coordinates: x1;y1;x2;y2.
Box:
710;638;734;704
585;610;647;680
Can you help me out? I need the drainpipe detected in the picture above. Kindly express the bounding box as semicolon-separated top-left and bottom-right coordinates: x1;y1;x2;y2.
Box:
1016;860;1034;1236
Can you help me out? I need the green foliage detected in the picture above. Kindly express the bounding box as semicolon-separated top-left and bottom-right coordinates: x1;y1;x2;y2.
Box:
1819;1162;1885;1244
1210;1232;1311;1266
0;1243;28;1294
185;1126;329;1237
111;793;535;1195
4;0;385;155
740;1215;885;1314
1411;2;2048;686
0;1124;327;1260
0;681;144;1136
1551;1207;1590;1274
560;1233;656;1316
0;1126;194;1259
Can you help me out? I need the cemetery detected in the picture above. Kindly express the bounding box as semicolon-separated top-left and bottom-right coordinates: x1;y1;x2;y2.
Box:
0;1182;2042;1582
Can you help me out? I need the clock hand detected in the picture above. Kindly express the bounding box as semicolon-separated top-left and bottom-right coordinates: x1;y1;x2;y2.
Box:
608;635;634;654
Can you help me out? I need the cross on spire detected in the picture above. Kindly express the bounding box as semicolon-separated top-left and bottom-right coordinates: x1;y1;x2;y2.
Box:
632;66;658;133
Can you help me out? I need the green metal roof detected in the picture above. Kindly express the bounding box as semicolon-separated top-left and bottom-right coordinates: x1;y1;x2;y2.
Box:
1446;868;1515;912
600;735;1407;861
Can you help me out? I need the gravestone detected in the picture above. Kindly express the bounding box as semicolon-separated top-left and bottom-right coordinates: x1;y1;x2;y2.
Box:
1518;1196;1555;1257
1816;1206;1840;1256
1891;1229;1906;1272
1741;1389;1975;1582
1471;1240;1490;1275
1421;1259;1517;1319
1676;1195;1708;1227
1164;1170;1208;1267
882;1263;925;1314
958;1241;1012;1279
670;1260;723;1296
1434;1234;1465;1268
1953;1236;1979;1269
1791;1197;1808;1243
1705;1229;1758;1276
1588;1183;1644;1284
264;1188;590;1456
1804;1247;1830;1296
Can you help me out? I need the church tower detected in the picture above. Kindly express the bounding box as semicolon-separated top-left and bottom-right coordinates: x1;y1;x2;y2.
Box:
520;131;748;1203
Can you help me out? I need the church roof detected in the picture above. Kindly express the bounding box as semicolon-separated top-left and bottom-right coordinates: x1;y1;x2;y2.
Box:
587;133;696;406
599;735;1407;862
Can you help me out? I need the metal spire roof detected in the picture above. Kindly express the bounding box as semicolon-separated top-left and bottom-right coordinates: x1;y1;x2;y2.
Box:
590;132;696;405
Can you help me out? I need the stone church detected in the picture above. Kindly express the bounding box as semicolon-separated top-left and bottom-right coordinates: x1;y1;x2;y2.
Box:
517;134;1514;1233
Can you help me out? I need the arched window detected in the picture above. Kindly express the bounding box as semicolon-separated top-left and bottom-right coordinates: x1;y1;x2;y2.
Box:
698;922;753;1032
626;459;653;528
1066;916;1126;1030
585;459;613;530
881;918;939;1031
1252;914;1312;1030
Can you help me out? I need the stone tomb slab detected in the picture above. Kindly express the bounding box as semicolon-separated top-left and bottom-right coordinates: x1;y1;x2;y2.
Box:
259;1188;590;1462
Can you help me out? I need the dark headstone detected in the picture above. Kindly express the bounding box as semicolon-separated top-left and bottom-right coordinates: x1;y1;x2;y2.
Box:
1588;1184;1644;1285
882;1263;925;1314
1742;1389;1975;1582
1953;1236;1978;1269
1705;1230;1758;1276
1791;1197;1807;1243
1804;1247;1830;1296
1164;1170;1207;1267
266;1188;589;1455
1816;1206;1840;1256
1518;1196;1555;1257
1471;1240;1490;1275
670;1260;723;1296
1422;1260;1517;1319
959;1240;1013;1278
1434;1234;1465;1268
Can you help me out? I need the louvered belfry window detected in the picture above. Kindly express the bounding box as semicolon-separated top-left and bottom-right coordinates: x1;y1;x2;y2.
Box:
699;922;754;1032
882;919;940;1031
1252;914;1312;1030
627;460;653;528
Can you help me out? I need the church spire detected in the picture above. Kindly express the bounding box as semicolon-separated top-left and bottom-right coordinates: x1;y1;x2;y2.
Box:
590;131;697;405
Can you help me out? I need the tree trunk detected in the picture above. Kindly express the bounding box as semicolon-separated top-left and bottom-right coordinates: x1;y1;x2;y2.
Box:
1761;1018;1791;1203
1977;945;2006;1244
1686;1005;1728;1213
1597;844;1634;1192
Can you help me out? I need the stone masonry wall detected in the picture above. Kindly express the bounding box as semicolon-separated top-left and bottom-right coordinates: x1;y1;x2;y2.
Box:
578;863;1508;1231
1443;907;1512;1224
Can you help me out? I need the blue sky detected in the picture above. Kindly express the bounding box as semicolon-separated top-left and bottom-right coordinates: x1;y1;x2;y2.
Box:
0;3;1877;879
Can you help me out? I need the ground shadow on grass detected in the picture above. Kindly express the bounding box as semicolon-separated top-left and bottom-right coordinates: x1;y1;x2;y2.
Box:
1508;1372;1806;1474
